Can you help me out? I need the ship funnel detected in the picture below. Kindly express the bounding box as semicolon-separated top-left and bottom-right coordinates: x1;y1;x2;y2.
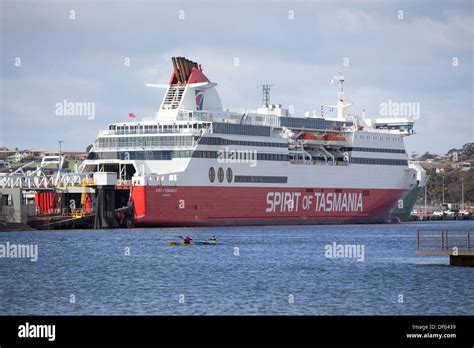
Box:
170;57;205;84
157;57;221;114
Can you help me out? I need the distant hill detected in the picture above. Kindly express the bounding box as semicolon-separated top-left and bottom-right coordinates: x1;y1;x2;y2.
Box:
424;168;473;205
446;142;474;160
416;142;474;162
417;142;473;206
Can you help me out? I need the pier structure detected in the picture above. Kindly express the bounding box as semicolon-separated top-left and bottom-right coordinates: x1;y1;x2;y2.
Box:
0;167;133;230
416;229;474;266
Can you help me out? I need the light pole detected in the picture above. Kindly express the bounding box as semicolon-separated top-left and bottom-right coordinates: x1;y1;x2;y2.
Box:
424;184;427;216
461;177;464;209
442;175;445;204
58;140;63;180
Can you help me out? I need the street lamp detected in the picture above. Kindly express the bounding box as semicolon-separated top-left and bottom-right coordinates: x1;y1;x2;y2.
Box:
442;175;445;204
58;140;63;179
461;177;464;209
424;184;427;216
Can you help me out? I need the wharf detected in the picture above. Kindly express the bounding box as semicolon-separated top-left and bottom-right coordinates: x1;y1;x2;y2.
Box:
416;229;474;266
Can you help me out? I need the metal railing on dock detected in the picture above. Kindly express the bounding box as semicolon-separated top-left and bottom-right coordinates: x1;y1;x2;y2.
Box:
416;230;473;255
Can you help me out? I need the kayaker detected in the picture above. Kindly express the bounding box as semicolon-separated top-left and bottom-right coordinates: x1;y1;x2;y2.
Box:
209;235;217;244
183;235;192;244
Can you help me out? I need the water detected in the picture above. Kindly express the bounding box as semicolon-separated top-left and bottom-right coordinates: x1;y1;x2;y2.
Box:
0;221;473;315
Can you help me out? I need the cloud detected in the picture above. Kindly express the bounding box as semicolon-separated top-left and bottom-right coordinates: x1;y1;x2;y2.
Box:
0;0;472;154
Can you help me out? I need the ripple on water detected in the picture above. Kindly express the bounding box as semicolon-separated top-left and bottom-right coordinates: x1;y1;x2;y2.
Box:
0;221;473;315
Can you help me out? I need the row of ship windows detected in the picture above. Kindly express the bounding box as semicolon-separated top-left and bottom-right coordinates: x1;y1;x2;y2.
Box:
95;137;406;155
208;167;288;184
89;151;189;160
199;151;288;161
200;137;287;148
355;135;402;141
234;175;288;183
97;136;287;149
89;151;407;166
341;147;406;154
109;123;210;134
89;151;287;161
209;167;233;183
96;136;194;148
351;158;408;166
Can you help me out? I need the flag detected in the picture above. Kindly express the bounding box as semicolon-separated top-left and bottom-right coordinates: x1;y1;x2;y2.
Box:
128;113;136;118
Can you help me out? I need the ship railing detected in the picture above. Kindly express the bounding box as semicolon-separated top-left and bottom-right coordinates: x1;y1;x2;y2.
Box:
363;127;414;136
0;172;94;189
99;128;203;136
289;159;350;166
312;159;349;166
1;174;48;189
95;139;198;149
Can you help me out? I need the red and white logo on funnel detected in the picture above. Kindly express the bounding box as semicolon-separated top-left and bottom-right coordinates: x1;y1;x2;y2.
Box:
195;90;204;110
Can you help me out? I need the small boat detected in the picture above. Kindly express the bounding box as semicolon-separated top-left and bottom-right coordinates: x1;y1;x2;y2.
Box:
194;240;217;245
326;134;346;141
314;134;325;140
298;132;316;140
167;240;217;246
167;241;194;246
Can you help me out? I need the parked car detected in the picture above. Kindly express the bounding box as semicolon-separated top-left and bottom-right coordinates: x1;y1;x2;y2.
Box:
432;211;444;216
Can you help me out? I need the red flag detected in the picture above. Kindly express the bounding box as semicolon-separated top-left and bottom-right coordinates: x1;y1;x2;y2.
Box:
128;112;136;118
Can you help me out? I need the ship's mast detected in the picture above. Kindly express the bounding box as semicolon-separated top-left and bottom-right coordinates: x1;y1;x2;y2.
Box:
337;72;345;102
321;73;352;121
335;72;351;120
261;84;272;107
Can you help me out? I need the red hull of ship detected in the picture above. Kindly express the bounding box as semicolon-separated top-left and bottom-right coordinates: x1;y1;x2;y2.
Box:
130;186;406;227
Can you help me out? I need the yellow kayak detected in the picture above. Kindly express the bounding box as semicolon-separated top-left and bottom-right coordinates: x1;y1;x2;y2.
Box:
167;241;194;246
167;240;217;246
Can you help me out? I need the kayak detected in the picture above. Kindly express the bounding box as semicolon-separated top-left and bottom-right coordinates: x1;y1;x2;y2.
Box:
167;240;217;246
167;241;194;246
194;241;217;245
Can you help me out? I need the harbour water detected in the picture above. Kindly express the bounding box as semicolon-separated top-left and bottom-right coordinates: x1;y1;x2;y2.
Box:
0;220;473;315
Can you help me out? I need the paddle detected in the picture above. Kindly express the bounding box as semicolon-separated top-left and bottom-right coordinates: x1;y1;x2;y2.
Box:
178;235;193;243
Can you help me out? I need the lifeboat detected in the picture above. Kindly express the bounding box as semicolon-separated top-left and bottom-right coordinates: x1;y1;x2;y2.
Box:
326;134;346;141
314;134;325;140
298;132;328;141
298;132;316;140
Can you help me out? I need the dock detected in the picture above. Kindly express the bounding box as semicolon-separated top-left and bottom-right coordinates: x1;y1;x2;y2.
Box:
1;170;134;230
416;229;474;266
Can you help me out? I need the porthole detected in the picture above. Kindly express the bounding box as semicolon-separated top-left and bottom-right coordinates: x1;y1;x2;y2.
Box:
226;168;233;183
209;167;215;183
217;167;224;183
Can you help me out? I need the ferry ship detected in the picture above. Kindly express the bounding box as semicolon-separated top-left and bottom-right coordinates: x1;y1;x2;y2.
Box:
81;57;418;226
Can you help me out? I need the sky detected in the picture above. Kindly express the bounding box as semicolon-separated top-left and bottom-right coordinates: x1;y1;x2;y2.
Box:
1;0;473;154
